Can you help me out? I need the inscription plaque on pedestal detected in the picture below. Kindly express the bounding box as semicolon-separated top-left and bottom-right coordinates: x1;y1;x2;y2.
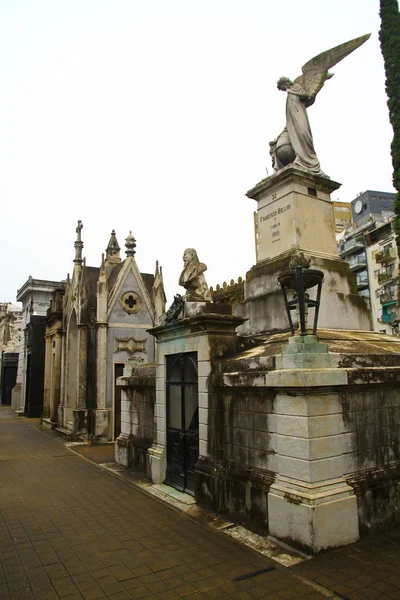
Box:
249;167;340;263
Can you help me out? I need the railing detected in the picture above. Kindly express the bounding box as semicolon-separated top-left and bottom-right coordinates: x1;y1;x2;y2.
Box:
382;312;396;323
348;254;367;269
375;247;397;263
339;237;364;256
380;293;397;305
356;275;369;286
378;271;394;284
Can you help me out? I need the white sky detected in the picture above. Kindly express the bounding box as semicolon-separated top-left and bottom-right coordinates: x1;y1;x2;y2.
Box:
0;0;395;305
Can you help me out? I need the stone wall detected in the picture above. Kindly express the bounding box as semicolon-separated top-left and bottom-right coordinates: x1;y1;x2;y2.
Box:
196;386;276;535
115;326;400;549
116;365;155;475
342;386;400;534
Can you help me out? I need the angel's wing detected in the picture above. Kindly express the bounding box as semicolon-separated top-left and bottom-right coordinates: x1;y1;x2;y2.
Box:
294;33;370;99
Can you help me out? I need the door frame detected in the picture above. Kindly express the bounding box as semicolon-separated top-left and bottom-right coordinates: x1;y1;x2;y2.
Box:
165;351;199;494
112;362;125;441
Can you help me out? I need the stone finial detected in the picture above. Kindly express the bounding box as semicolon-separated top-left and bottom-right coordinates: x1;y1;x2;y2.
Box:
106;230;120;259
125;231;136;257
153;260;167;324
74;220;84;265
76;220;83;240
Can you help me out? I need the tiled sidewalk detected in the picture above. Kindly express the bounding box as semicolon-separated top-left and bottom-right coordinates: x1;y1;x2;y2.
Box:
293;527;400;600
0;408;327;600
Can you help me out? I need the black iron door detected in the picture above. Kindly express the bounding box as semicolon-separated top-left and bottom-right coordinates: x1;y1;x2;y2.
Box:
1;366;17;405
166;352;199;494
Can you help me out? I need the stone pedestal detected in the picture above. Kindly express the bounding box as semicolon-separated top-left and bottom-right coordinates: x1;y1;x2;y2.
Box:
115;433;133;467
267;336;359;553
93;408;110;442
148;444;167;484
242;166;371;335
73;408;89;440
11;383;22;412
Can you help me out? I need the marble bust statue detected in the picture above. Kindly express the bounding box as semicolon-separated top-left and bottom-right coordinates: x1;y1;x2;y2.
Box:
179;248;212;302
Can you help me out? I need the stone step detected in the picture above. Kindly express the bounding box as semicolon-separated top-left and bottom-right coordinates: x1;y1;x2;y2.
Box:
54;427;74;441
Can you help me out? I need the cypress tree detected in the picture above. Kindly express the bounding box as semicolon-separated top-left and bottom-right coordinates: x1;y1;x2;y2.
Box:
379;0;400;309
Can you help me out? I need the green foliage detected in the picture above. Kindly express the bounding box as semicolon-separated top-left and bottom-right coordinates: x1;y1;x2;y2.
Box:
379;0;400;305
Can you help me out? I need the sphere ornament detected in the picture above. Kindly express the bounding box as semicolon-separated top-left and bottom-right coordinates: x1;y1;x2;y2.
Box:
275;130;295;166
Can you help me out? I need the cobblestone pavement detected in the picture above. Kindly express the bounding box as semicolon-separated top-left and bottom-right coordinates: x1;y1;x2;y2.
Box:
0;407;327;600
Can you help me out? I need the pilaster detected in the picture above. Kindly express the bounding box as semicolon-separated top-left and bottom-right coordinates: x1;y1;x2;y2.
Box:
42;335;52;419
76;323;87;409
50;333;62;423
58;330;66;426
95;323;107;410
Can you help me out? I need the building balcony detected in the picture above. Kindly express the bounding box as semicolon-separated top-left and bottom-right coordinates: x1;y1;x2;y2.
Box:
380;293;397;305
377;271;396;284
378;311;397;324
356;275;369;290
348;255;367;272
375;247;397;264
338;237;364;258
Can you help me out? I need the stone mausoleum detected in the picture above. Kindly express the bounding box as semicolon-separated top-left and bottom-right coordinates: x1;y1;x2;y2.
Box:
47;222;166;442
114;33;400;554
12;277;65;417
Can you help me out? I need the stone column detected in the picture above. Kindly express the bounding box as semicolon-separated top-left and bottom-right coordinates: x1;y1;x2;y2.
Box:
115;384;133;467
50;333;62;424
76;324;87;409
95;323;107;409
11;319;25;411
73;323;88;438
58;330;66;428
19;334;28;413
42;335;52;420
94;322;109;441
147;357;167;483
267;336;359;554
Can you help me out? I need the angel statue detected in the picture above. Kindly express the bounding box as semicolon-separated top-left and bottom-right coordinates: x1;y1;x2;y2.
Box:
269;34;370;177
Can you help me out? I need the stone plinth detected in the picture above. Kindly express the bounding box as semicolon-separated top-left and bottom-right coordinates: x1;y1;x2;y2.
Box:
241;166;371;335
93;409;110;443
267;335;359;553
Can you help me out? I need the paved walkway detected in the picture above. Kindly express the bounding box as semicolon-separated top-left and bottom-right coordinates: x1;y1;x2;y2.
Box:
1;406;400;600
0;407;326;600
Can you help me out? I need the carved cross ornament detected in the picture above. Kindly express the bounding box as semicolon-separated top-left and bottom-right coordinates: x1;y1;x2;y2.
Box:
115;336;146;354
120;291;142;314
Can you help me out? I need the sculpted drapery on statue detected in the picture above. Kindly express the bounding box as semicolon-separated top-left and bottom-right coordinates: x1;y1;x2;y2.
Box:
270;34;370;177
179;248;212;302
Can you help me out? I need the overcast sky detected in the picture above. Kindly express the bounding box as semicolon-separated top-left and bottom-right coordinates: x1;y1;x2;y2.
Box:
0;0;396;305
